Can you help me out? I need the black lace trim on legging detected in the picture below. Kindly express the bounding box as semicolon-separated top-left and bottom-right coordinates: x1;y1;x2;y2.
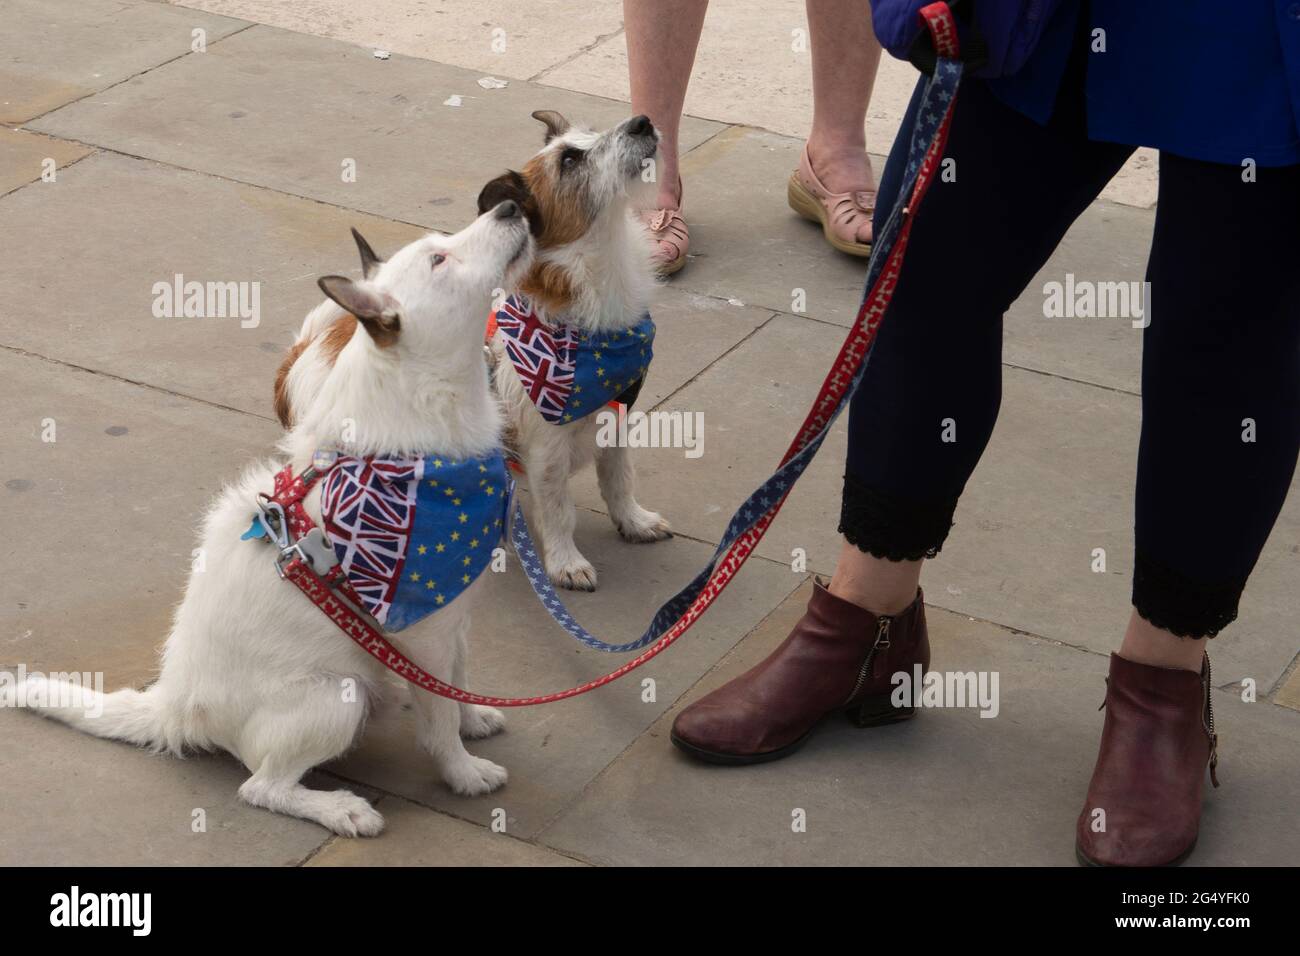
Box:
1132;550;1245;639
838;474;959;562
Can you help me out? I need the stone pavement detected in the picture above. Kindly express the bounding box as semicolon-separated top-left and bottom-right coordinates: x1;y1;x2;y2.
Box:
0;0;1296;867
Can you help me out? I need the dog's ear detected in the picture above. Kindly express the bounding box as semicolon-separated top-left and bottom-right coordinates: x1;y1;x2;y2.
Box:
477;170;544;238
531;109;570;144
350;227;384;279
477;170;527;214
317;275;401;348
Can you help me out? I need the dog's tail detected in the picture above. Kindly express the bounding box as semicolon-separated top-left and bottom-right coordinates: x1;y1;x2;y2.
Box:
6;677;175;752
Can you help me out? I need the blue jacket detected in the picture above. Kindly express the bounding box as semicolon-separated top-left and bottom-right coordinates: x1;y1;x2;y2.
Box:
988;0;1300;166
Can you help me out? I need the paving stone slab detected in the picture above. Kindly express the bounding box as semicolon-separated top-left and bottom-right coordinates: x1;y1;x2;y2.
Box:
0;687;335;865
587;314;1299;691
171;0;627;84
536;581;1300;866
0;348;798;859
0;128;94;197
326;506;803;839
1007;201;1153;394
1276;664;1300;712
637;294;774;408
669;126;881;331
0;0;248;124
305;796;587;866
29;24;724;232
0;150;770;421
668;124;1153;395
0;151;427;419
0;349;281;683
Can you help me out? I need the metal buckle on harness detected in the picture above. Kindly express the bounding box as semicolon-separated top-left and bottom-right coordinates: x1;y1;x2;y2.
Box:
275;527;338;579
255;499;291;550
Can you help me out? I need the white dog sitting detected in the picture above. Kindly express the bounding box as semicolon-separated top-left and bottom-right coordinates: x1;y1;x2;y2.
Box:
6;202;534;836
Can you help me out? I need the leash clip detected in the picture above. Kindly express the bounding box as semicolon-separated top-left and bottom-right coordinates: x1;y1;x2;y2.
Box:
255;499;291;550
275;527;338;579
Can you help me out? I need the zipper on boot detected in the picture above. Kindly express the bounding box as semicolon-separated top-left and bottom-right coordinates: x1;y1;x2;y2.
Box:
1202;653;1220;788
845;616;912;728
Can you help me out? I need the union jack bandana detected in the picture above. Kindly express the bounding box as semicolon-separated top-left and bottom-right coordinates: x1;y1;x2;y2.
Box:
319;452;510;631
493;294;655;425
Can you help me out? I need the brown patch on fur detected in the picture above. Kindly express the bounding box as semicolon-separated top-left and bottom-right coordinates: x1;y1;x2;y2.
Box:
518;260;579;314
355;313;400;349
477;155;588;315
272;314;358;427
500;419;522;462
273;339;309;428
478;169;544;239
521;155;591;248
321;313;359;361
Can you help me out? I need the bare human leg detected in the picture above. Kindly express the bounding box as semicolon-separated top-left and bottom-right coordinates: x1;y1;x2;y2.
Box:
797;0;884;247
828;538;921;616
624;0;708;210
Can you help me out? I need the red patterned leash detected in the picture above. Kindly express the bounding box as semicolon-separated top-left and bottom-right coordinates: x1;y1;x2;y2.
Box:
277;3;963;707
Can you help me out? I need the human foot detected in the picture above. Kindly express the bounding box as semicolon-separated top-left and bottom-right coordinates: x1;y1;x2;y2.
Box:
639;178;689;276
788;142;877;255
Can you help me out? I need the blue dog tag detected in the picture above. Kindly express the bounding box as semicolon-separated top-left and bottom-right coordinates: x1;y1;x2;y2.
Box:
241;515;269;541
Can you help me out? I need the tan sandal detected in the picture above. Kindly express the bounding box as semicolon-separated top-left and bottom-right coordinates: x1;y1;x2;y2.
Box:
787;144;876;257
639;180;689;276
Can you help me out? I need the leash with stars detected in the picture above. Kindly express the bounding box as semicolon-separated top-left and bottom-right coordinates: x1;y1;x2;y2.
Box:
278;2;963;706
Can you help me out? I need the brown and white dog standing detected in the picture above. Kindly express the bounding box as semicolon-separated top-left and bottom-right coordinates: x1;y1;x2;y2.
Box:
476;111;671;591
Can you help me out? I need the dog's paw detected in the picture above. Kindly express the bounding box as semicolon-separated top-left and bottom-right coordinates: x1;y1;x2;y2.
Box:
443;754;508;796
549;557;598;591
319;790;385;838
616;508;673;543
460;703;506;739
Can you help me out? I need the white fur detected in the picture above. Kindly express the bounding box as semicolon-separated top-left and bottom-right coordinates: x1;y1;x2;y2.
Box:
7;207;534;836
284;300;348;419
276;115;672;590
297;297;347;344
494;116;671;590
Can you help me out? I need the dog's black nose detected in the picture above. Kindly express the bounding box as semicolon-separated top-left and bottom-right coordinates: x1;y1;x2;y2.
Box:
627;114;654;138
494;200;521;221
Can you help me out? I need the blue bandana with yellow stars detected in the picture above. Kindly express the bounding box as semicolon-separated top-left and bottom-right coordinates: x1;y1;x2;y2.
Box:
493;294;655;425
319;451;510;631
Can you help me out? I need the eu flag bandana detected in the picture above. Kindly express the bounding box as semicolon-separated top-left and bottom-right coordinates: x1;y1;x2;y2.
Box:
494;294;654;425
319;452;510;631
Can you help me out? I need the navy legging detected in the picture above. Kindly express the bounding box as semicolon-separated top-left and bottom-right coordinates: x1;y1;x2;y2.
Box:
840;75;1300;638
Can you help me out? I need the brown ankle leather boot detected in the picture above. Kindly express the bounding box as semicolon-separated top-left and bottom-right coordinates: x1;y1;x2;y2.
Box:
670;579;930;764
1075;652;1220;867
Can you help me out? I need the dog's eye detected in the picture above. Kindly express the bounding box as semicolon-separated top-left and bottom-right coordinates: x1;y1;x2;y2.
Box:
560;147;583;170
431;254;446;268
